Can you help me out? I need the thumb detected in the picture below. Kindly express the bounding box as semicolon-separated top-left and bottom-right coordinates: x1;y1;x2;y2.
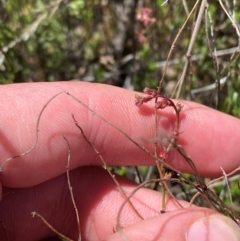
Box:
107;210;240;241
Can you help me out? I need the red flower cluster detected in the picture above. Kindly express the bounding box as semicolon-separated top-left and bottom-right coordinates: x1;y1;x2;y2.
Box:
135;87;173;110
136;8;156;27
136;8;156;43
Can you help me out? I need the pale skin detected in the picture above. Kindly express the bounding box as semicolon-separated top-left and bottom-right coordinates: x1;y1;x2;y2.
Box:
0;82;240;241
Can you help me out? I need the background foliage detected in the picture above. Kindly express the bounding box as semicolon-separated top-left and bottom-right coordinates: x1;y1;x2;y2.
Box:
0;0;239;118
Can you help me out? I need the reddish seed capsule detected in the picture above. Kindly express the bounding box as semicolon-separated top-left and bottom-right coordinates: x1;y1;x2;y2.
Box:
159;149;168;159
155;98;169;109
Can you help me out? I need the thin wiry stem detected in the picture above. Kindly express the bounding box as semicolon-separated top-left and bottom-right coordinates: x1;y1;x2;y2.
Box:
31;212;74;241
71;114;143;220
66;91;181;175
175;0;207;98
0;91;64;172
218;0;240;84
159;0;200;93
62;135;81;241
154;96;166;211
134;166;142;183
116;177;183;235
220;167;233;207
218;0;240;37
205;2;221;108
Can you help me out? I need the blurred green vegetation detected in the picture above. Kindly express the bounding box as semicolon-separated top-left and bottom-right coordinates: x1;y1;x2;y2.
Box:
0;1;239;117
0;1;240;118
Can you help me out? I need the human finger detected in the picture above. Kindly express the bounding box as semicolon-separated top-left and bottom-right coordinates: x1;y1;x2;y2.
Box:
2;166;236;241
1;82;240;188
0;166;183;240
107;212;240;241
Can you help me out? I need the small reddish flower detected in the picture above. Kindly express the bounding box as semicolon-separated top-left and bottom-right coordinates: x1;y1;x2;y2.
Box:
143;87;158;97
136;8;156;27
172;130;179;137
135;94;144;106
135;94;152;106
138;32;146;43
159;149;168;159
155;98;171;109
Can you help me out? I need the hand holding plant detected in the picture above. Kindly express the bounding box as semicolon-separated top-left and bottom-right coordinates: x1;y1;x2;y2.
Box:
0;82;240;241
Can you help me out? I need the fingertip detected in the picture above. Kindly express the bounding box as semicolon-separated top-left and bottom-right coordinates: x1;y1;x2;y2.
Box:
187;214;240;241
106;208;218;241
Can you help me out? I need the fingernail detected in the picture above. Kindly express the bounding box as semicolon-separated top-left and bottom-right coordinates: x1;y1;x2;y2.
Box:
186;214;240;241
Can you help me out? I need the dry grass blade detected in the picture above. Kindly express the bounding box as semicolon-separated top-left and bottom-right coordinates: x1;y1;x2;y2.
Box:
190;167;240;202
218;0;240;37
208;166;240;186
175;0;207;98
220;167;233;207
218;0;240;78
205;4;221;108
159;0;200;93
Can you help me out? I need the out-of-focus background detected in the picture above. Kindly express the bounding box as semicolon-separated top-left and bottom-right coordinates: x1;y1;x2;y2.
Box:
0;0;239;117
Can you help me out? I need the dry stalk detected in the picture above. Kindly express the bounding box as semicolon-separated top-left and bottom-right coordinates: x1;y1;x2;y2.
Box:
220;167;233;207
218;0;240;37
205;2;221;108
175;0;207;98
218;0;240;78
159;0;201;93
